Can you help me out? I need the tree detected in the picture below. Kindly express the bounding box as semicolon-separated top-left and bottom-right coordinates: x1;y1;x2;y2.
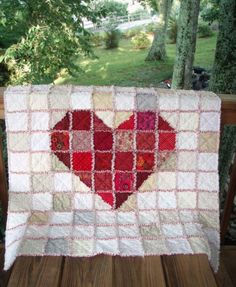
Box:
0;0;105;84
171;0;200;89
209;0;236;94
145;0;173;61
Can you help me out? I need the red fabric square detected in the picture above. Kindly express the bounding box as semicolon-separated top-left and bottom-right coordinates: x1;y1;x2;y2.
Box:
72;111;91;130
97;192;114;206
136;132;155;151
136;152;155;171
95;152;112;170
53;112;70;130
115;152;133;171
94;132;113;151
73;152;92;171
158;132;176;151
115;172;134;191
54;152;71;169
51;131;69;151
74;172;92;188
137;112;156;130
94;172;112;191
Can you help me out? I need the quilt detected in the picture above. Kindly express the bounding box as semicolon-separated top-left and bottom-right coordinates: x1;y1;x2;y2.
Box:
4;85;221;271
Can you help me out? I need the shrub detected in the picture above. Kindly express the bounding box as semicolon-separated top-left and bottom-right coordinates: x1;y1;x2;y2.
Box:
124;27;143;39
91;33;105;47
145;23;158;33
104;28;121;49
198;22;213;38
131;32;150;49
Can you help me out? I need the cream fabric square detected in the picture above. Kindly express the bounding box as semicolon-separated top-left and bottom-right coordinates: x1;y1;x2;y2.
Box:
32;193;52;211
9;194;31;211
72;239;94;256
115;112;133;128
31;112;49;131
8;133;29;151
200;112;220;132
177;132;198;150
73;174;91;192
93;92;113;110
71;92;91;109
157;172;176;190
26;225;48;238
198;192;218;210
119;225;139;237
29;93;48;110
159;92;179;110
96;111;114;128
178;151;197;170
6;93;28;112
31;133;50;151
177;192;197;209
54;173;72;192
49;92;70;109
10;153;30;173
7;112;28;131
198;153;218;171
177;172;196;190
179;112;199;130
198;172;219;191
20;239;46;255
74;193;93;210
31;153;51;172
139;210;157;224
115;93;135;110
50;111;67;129
139;173;157;191
32;174;52;192
159;192;177;209
137;192;156;209
9;174;30;192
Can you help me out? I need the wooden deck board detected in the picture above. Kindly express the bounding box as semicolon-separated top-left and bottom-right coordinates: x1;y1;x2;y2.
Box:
162;254;217;287
220;246;236;286
61;255;112;287
6;256;63;287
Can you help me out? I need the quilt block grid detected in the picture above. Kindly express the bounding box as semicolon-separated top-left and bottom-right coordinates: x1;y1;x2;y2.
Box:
4;85;220;271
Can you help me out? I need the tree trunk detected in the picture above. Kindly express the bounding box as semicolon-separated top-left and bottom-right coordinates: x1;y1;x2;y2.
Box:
209;0;236;94
145;0;173;61
171;0;200;89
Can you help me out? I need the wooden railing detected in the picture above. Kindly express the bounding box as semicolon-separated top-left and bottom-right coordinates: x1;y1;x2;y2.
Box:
0;88;236;243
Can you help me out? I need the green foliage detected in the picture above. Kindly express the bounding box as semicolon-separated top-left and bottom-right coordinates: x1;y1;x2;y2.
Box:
200;0;220;23
198;21;213;38
96;0;128;17
132;32;151;49
105;29;121;49
145;23;159;33
0;0;105;84
0;62;10;86
138;0;159;12
124;27;143;39
91;33;106;47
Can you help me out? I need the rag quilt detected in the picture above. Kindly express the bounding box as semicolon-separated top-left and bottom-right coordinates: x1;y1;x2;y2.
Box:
4;85;221;271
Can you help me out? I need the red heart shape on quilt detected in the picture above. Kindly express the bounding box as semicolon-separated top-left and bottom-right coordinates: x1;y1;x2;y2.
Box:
51;111;176;209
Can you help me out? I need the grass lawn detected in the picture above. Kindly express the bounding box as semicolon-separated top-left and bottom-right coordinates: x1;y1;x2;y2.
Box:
56;34;217;87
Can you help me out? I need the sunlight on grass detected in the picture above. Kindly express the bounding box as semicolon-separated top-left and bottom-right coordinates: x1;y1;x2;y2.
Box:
56;34;217;87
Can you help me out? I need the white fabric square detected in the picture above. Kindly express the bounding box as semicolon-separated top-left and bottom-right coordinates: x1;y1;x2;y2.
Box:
167;238;192;253
96;226;116;238
49;226;71;238
6;213;29;229
179;112;199;130
139;211;157;224
54;173;72;192
198;153;218;171
6;93;28;112
31;133;50;151
120;239;144;256
26;225;48;238
74;194;93;210
31;153;51;172
51;212;73;224
96;239;119;253
157;172;176;190
177;172;196;190
201;93;221;111
73;226;94;238
180;93;199;111
198;172;219;191
31;112;49;131
163;224;183;237
200;112;220;131
177;132;197;150
97;211;116;224
184;223;202;236
137;192;156;209
32;193;52;211
117;212;136;224
118;225;139;237
115;93;135;110
7;112;28;131
198;192;218;210
159;93;179;110
71;92;91;109
159;192;177;209
10;153;30;173
9;174;30;192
